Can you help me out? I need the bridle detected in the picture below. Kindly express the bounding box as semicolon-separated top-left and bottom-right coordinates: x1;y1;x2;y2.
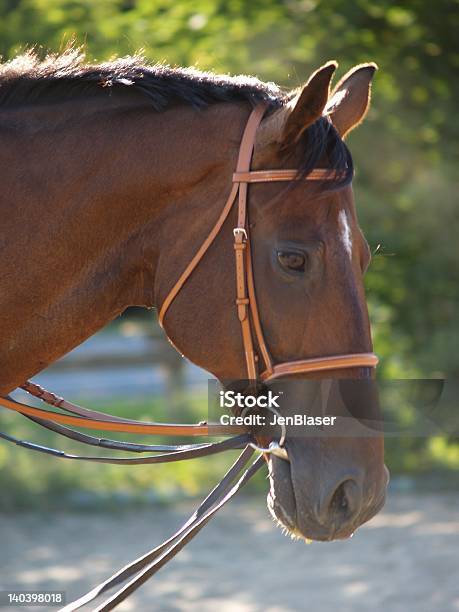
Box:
158;101;378;450
0;102;378;611
159;102;377;382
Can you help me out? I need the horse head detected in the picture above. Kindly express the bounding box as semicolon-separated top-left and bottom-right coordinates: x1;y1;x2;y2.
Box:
156;61;389;542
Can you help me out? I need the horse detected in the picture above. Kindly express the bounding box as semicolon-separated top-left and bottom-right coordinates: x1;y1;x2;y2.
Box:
0;49;388;545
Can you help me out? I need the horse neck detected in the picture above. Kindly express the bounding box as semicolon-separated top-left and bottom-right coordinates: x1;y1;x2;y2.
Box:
0;99;246;393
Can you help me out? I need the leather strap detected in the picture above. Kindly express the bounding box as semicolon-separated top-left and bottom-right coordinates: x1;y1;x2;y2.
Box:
21;380;158;424
246;238;273;377
0;394;238;437
233;169;343;183
61;448;264;612
260;353;379;382
0;428;250;465
232;103;267;378
24;415;240;454
158;182;239;326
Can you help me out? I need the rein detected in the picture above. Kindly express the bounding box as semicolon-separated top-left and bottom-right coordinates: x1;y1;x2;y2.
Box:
0;102;378;610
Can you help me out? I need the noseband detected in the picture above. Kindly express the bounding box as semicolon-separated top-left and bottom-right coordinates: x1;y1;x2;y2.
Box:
158;102;377;456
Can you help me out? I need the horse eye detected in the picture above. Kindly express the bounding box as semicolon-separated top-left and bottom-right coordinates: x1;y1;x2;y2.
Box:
277;250;306;273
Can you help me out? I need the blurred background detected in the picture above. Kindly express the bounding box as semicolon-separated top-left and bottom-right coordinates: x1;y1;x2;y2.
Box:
0;1;458;610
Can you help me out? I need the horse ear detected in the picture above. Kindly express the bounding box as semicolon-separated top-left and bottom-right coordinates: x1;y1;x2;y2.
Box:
326;63;377;139
280;61;337;146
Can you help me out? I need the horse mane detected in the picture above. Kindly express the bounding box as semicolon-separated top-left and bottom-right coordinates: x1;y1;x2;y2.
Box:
0;48;352;187
0;48;286;110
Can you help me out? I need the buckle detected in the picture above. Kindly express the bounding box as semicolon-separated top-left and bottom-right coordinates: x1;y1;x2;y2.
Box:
233;227;248;241
243;403;289;461
248;441;289;462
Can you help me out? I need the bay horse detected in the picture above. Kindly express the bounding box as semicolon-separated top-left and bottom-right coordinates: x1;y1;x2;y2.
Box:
0;50;388;547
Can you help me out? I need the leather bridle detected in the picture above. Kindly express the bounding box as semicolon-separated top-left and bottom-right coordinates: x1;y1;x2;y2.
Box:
0;102;379;611
158;102;378;395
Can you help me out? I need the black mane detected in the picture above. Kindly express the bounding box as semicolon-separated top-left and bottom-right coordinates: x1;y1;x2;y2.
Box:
0;49;352;187
0;48;285;111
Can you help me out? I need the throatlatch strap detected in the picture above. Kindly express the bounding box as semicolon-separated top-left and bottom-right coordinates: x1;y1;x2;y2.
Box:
158;103;267;328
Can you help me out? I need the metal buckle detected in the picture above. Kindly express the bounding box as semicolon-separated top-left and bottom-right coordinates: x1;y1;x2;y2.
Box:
245;404;289;462
249;440;289;461
233;227;248;241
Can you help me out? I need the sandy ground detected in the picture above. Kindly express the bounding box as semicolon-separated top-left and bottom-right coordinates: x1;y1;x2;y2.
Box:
1;492;458;612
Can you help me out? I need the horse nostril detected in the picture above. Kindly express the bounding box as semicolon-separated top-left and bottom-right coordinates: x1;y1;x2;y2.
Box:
328;479;362;522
